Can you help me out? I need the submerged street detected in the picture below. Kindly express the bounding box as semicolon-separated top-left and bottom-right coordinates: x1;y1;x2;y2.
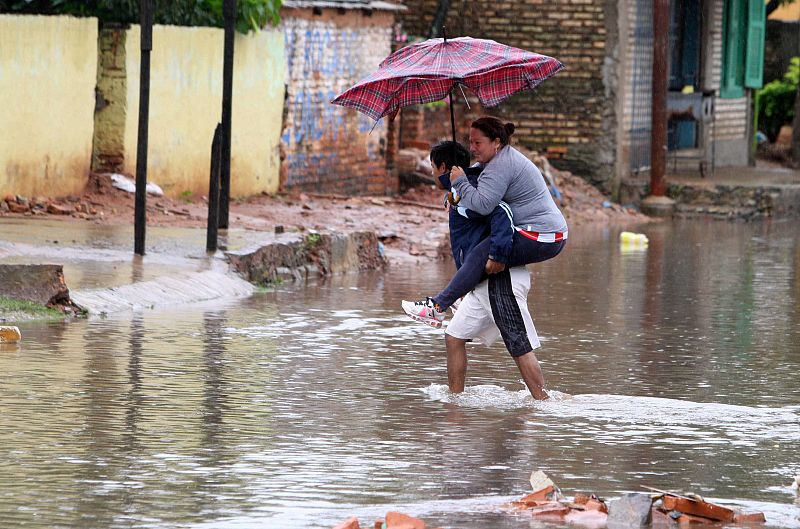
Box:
1;219;798;528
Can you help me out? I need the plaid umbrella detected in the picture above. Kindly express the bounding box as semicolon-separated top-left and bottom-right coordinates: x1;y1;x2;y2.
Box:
331;36;564;125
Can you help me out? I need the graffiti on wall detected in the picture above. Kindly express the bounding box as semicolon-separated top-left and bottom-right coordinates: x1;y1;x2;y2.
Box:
281;88;343;145
281;18;391;188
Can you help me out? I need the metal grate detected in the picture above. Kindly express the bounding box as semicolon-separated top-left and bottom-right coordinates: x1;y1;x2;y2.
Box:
628;0;654;173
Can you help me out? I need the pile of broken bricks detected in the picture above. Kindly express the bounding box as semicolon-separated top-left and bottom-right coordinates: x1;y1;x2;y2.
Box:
509;472;766;527
331;471;768;529
508;470;611;525
648;487;766;525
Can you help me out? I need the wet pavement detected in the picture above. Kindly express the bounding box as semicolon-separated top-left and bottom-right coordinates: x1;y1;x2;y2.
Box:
0;217;266;290
1;218;799;529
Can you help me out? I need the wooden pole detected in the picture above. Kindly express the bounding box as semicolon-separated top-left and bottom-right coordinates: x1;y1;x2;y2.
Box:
650;0;669;196
218;0;236;229
134;0;154;255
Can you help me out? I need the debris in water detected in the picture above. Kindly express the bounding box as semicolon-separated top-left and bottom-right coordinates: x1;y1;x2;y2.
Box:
508;473;767;527
0;326;21;342
643;486;766;525
332;511;441;529
510;470;607;524
333;474;769;528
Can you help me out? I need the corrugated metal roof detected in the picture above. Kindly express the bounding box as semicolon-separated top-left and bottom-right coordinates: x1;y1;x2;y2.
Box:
282;0;406;11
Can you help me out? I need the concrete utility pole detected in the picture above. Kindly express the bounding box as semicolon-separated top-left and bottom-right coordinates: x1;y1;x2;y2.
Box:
218;0;236;229
642;0;676;216
134;0;154;255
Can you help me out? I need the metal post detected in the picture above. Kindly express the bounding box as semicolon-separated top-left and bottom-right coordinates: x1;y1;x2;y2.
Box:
443;26;456;144
218;0;236;229
134;0;154;255
449;92;456;144
207;124;222;252
650;0;669;197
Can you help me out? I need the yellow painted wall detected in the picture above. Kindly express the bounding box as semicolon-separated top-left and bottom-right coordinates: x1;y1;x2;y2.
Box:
123;25;285;198
0;15;97;198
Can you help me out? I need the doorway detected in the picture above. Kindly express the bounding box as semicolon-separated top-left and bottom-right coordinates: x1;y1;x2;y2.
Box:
667;0;703;151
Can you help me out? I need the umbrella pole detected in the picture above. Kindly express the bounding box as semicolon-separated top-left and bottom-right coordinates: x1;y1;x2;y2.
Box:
449;90;456;143
442;25;457;144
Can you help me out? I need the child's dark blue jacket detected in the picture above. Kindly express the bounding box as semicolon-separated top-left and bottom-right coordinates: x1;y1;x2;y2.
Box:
448;166;514;269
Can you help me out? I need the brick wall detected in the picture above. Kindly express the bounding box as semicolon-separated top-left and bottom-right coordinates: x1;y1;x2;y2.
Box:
397;0;621;192
281;8;398;195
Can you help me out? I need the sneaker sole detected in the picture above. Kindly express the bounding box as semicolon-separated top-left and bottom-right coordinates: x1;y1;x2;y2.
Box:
405;312;443;329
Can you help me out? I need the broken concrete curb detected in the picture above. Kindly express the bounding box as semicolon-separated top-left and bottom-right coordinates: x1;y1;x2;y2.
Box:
0;264;71;306
226;230;387;285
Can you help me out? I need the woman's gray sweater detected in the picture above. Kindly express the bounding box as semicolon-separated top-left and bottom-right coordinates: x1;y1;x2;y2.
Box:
452;145;567;233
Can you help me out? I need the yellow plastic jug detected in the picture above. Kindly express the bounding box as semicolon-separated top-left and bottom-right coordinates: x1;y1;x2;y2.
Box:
619;231;649;246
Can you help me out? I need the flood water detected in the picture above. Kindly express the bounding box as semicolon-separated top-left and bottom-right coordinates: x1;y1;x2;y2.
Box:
1;219;799;529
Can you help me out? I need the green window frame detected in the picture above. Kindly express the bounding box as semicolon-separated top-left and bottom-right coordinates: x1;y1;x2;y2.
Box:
721;0;766;98
744;0;766;88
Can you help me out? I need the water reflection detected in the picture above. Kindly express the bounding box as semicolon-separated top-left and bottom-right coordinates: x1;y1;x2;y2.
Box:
0;220;798;529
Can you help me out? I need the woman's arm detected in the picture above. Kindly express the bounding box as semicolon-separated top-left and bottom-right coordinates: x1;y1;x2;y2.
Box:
450;162;510;215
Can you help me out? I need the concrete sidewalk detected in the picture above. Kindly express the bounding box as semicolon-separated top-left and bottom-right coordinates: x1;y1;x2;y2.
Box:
667;162;800;187
0;218;265;315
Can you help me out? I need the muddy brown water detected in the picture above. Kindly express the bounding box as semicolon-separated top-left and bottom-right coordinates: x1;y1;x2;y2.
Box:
1;219;799;529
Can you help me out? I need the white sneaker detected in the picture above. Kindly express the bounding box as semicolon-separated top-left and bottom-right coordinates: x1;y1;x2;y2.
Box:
401;297;445;328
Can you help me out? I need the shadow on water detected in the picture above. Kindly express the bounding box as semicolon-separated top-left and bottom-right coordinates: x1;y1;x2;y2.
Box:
0;219;798;528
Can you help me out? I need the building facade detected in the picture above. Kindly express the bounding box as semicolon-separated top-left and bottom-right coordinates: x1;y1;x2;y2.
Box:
280;0;405;195
398;0;765;202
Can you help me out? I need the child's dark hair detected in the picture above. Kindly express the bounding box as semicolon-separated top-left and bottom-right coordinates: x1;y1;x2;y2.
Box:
471;116;516;146
430;141;470;171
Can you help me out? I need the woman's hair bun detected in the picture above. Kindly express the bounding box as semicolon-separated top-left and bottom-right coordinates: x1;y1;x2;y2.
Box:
504;122;516;136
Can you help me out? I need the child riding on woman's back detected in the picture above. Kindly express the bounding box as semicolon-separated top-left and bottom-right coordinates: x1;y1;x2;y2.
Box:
402;116;568;328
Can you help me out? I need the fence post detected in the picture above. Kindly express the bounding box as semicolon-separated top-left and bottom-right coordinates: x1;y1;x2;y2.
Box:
218;0;236;229
207;124;223;252
134;0;154;255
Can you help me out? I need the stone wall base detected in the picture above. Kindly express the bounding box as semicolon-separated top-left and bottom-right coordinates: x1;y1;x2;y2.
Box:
668;183;800;218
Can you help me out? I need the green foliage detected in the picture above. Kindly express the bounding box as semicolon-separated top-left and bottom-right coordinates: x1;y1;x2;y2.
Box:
304;232;321;248
756;57;800;142
423;100;447;109
207;0;280;32
0;296;64;320
0;0;282;33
